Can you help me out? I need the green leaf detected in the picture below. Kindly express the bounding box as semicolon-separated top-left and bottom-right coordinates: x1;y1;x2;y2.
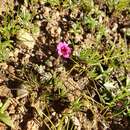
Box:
127;109;130;117
0;112;14;128
0;99;11;113
79;48;100;65
126;28;130;36
85;16;98;30
126;74;130;87
81;0;94;11
115;0;130;11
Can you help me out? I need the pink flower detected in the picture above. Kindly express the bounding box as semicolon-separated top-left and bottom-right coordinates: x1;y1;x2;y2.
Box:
57;41;71;58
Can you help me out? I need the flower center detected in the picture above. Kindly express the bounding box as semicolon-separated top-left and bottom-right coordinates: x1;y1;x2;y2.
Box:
61;46;67;54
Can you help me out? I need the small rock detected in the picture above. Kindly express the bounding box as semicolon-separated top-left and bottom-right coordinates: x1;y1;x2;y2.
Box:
71;116;81;130
8;65;15;74
21;54;30;64
45;60;53;68
40;72;52;82
0;122;6;130
38;65;45;74
27;120;39;130
17;29;35;49
13;84;29;99
0;63;8;70
0;85;12;97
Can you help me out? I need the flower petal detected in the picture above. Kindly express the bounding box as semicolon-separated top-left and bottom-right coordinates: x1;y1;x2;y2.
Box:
57;41;71;58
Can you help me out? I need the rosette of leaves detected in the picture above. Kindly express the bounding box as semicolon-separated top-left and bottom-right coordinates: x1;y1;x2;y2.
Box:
79;48;103;78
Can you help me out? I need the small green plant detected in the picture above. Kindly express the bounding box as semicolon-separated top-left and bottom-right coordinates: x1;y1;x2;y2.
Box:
107;85;130;117
19;9;31;25
69;22;82;36
0;40;13;62
106;0;130;13
96;25;107;42
79;48;101;65
79;48;103;79
0;99;14;128
84;16;98;32
71;97;82;111
80;0;94;12
115;0;130;12
44;0;60;6
0;19;19;40
0;9;20;62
